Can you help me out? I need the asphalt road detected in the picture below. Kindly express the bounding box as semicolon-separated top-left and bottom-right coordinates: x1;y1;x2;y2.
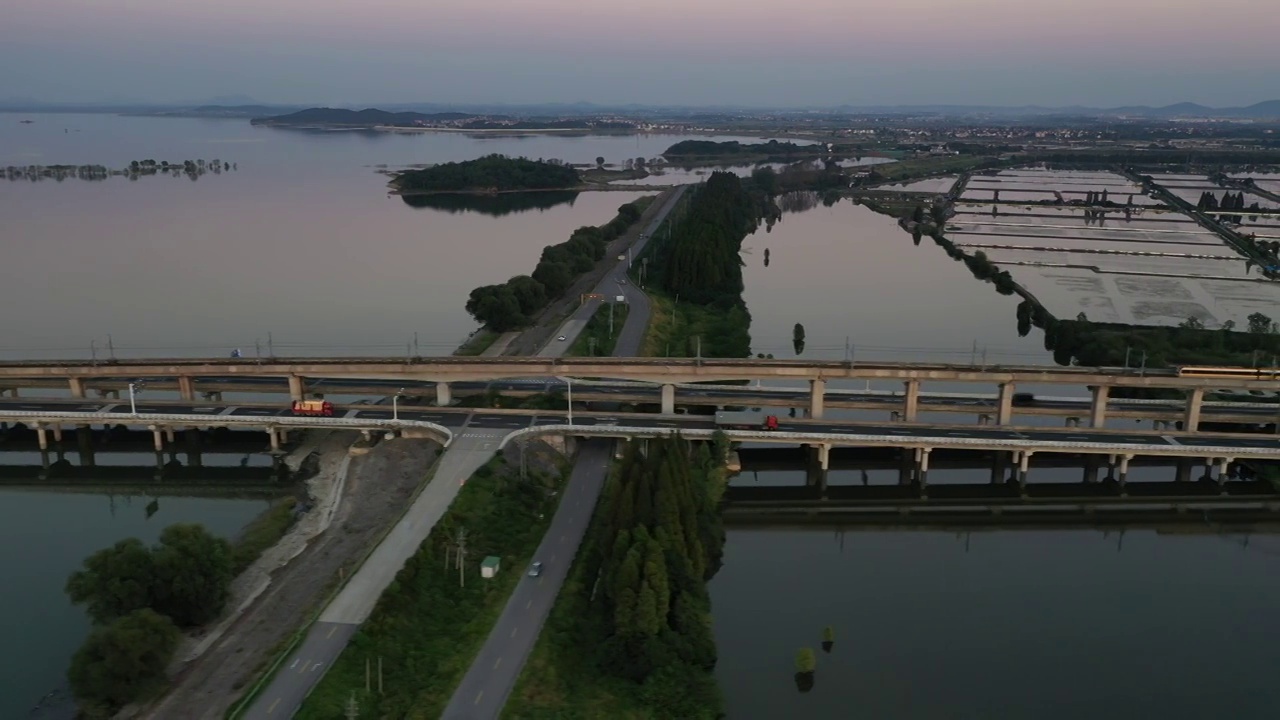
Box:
439;186;687;718
441;442;613;720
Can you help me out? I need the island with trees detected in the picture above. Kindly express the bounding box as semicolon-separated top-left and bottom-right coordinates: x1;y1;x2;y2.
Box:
251;107;638;132
663;139;821;162
391;154;580;195
4;158;236;183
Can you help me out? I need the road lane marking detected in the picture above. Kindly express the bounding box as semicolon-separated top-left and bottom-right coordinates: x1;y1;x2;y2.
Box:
494;657;503;669
526;599;532;609
511;627;518;637
475;691;485;705
327;625;338;638
298;658;309;673
289;659;299;670
268;698;281;713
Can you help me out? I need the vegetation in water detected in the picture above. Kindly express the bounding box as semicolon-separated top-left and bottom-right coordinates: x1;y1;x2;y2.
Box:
4;158;235;182
296;450;566;718
504;434;731;719
393;154;580;193
63;523;235;715
465;198;649;331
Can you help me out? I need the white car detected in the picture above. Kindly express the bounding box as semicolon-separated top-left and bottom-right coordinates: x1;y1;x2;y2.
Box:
557;335;567;341
528;561;544;577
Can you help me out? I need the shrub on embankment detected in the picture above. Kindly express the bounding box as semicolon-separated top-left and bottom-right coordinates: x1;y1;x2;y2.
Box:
465;198;649;332
64;523;235;715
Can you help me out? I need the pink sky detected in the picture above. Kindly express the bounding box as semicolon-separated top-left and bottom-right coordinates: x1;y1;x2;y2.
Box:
4;0;1277;106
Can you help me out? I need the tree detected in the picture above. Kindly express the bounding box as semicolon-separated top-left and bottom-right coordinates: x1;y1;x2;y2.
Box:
505;275;547;317
596;156;605;169
795;647;816;672
1248;312;1275;335
792;323;806;356
465;285;527;332
150;523;233;627
66;538;156;625
67;609;181;715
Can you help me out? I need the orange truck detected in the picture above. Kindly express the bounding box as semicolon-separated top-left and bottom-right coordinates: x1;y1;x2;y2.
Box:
291;399;334;417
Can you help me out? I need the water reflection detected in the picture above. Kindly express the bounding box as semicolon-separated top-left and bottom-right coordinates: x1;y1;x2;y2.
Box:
400;190;580;216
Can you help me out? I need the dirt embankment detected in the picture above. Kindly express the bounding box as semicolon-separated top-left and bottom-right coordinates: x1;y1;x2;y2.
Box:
130;436;440;719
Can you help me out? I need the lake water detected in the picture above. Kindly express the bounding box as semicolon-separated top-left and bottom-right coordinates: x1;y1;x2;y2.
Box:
1;114;763;359
713;198;1280;719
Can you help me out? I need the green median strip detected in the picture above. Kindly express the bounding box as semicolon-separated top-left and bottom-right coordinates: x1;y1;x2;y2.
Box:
294;448;569;718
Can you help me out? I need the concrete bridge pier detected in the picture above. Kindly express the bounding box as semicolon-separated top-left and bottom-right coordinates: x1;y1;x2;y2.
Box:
991;450;1009;484
660;384;675;415
288;375;305;402
77;426;95;467
52;424;63;443
1117;454;1132;495
36;424;48;451
997;383;1014;425
436;382;453;407
805;444;829;493
203;391;223;402
165;428;175;443
268;428;281;453
2;387;18;398
1175;458;1192;482
151;427;164;453
809;380;825;420
185;428;202;467
68;377;86;399
178;376;195;402
1184;388;1204;433
917;447;932;493
1090;385;1109;428
1066;417;1080;428
1015;451;1033;491
1082;454;1100;483
903;381;920;422
978;414;992;426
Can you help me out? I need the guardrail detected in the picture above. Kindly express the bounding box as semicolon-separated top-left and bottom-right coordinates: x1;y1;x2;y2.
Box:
498;425;1279;460
0;411;454;447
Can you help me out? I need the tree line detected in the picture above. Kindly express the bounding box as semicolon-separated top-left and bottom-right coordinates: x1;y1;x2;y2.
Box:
663;139;816;159
393;154;580;193
63;524;235;716
465;200;646;331
584;434;729;717
1016;298;1280;369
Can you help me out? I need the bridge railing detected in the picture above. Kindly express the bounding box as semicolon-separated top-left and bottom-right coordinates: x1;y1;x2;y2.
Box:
498;425;1278;459
0;411;454;447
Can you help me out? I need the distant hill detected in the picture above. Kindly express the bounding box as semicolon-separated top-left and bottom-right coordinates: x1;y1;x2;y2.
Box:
250;107;476;127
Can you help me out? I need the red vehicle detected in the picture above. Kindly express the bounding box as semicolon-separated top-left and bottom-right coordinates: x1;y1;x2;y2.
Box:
716;411;780;431
292;399;334;417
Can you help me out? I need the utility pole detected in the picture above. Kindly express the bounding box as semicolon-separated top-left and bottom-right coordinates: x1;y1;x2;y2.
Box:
107;334;115;361
588;337;596;356
970;340;977;366
268;331;275;358
413;332;420;358
345;693;359;720
378;656;383;695
456;527;468;588
90;339;97;364
1123;346;1131;369
608;302;614;337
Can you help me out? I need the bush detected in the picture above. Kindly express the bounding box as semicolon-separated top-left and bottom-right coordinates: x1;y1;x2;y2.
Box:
68;609;181;716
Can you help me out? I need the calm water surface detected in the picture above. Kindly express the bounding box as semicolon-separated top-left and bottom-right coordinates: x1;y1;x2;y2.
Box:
1;114;764;358
714;200;1280;719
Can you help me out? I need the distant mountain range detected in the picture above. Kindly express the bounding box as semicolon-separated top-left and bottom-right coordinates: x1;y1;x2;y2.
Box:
250;107;481;126
2;98;1279;120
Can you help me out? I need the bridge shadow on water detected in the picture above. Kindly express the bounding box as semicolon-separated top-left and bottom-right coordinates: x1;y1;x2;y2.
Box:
729;446;1280;531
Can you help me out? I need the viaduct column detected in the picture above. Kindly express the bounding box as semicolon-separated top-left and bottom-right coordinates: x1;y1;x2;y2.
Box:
1184;388;1204;433
436;382;452;407
996;382;1015;426
661;384;675;415
36;424;48;451
1089;385;1110;428
177;376;195;402
809;380;825;420
287;375;305;402
68;377;86;399
902;380;920;422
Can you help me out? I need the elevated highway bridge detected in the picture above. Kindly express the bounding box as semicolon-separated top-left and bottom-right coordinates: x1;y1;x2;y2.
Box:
1;356;1278;432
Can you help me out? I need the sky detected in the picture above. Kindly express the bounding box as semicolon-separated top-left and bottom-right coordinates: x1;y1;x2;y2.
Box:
4;0;1278;108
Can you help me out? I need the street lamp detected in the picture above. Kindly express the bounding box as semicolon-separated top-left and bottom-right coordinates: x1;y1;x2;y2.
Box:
566;378;573;425
128;381;144;416
393;387;405;421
